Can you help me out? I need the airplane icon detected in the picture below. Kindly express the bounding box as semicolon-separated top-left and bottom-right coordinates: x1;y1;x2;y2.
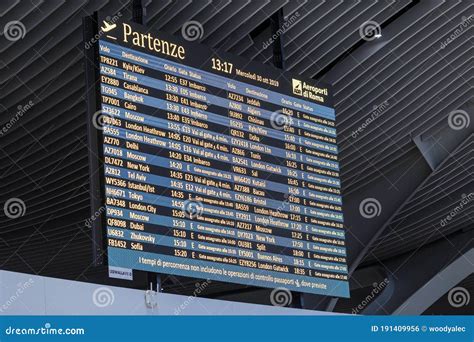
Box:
101;21;116;32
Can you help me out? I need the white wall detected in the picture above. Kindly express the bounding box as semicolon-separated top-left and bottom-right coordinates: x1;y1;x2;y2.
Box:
0;270;336;315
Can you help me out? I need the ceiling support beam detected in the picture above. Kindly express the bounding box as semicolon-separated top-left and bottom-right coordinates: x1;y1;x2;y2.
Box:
362;230;472;314
393;247;473;315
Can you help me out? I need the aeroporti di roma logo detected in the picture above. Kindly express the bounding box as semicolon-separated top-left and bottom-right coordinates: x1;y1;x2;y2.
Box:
292;78;303;96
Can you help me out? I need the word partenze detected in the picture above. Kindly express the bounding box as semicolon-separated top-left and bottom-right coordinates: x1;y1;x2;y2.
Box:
123;23;185;60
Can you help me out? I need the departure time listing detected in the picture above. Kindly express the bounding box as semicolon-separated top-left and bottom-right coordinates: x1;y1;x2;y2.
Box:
95;20;349;297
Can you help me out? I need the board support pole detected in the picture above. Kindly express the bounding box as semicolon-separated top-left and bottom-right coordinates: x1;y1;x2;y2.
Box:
271;8;286;70
131;0;145;25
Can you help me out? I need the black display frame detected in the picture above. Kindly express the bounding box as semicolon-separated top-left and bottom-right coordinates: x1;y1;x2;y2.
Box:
83;12;349;303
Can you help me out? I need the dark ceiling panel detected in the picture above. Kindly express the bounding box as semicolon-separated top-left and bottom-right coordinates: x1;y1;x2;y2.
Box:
0;1;471;306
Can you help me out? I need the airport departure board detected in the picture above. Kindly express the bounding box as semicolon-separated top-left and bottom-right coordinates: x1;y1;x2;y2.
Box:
90;18;349;297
